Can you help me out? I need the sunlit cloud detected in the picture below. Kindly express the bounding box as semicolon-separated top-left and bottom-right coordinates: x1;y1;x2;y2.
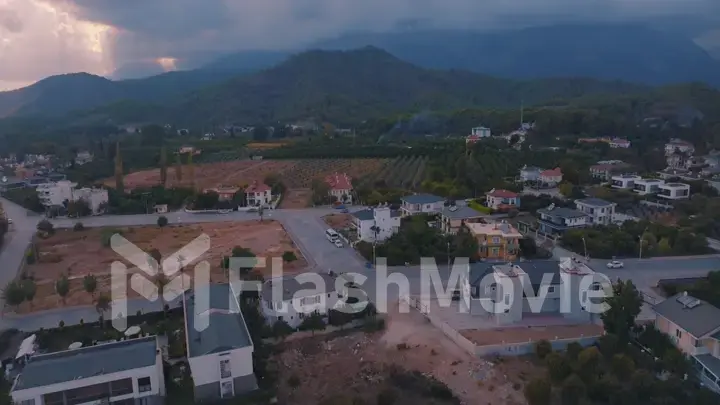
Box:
156;57;178;72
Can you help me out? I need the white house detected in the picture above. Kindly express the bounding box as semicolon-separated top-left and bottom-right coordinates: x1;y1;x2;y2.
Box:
633;178;664;195
74;151;93;165
36;180;108;214
658;183;691;200
470;126;491;138
183;284;257;402
575;198;616;226
261;273;339;329
485;189;520;210
352;207;401;242
400;194;444;216
608;138;631;148
537;205;591;236
539;168;563;185
519;166;542;182
245;182;272;207
325;173;353;204
11;336;166;405
665;139;695;156
611;174;641;190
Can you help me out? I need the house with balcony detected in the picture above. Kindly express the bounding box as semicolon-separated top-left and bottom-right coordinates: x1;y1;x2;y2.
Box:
400;194;444;216
261;273;344;329
183;283;257;402
466;221;522;261
440;205;484;234
485;189;520;210
351;207;401;242
468;126;491;141
325;173;353;204
658;183;691;200
539;168;563;186
653;293;720;393
10;336;166;405
74;151;93;166
245;181;272;207
665;139;695;156
205;186;241;201
575;198;616;226
611;174;641;189
459;258;603;326
590;162;629;181
633;178;664;195
536;206;590;236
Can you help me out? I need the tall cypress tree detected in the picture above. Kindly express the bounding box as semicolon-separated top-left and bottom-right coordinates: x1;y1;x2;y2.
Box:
159;146;167;186
187;152;195;191
114;141;124;193
175;151;183;182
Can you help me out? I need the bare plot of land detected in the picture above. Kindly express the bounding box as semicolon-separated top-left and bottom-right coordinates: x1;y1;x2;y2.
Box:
16;220;307;313
278;188;313;209
461;324;604;346
322;213;354;229
275;301;541;405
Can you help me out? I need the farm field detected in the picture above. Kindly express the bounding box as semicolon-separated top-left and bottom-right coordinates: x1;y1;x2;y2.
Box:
113;158;388;193
14;220;306;313
275;301;538;405
358;155;428;189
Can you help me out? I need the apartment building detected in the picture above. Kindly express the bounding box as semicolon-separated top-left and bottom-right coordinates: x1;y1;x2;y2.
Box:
611;174;642;190
11;336;165;405
575;198;616;226
400;194;444;216
633;178;664;195
466;221;522;261
536;206;590;236
351;207;401;242
37;180;109;214
459;259;600;325
183;284;257;402
653;293;720;393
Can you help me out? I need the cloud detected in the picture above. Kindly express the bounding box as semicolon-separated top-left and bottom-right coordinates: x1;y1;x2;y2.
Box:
0;0;115;90
1;0;719;89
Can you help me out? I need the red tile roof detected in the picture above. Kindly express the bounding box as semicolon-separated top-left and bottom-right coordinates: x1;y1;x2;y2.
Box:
325;173;352;190
486;189;518;198
246;181;270;193
540;167;562;177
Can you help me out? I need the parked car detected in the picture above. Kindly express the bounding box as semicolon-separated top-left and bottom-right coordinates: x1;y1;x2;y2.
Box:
340;208;349;213
607;260;624;269
334;240;344;248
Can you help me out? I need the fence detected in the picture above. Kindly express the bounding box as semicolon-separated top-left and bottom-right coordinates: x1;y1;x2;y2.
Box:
402;295;601;357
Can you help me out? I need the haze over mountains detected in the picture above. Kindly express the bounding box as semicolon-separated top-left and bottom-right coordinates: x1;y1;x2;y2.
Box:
0;24;718;120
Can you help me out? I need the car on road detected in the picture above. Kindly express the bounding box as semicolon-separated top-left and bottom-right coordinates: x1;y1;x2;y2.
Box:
607;260;624;269
334;240;344;248
340;208;349;213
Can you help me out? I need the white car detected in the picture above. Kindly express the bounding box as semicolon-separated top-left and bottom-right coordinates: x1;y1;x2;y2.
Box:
334;240;343;248
606;260;624;269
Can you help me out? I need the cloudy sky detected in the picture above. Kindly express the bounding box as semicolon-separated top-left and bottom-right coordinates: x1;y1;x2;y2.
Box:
1;0;719;91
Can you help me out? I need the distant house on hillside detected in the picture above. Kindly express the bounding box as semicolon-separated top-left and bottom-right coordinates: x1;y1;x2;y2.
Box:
325;173;353;204
467;126;491;143
665;139;695;156
539;168;563;186
245;182;272;207
485;189;520;210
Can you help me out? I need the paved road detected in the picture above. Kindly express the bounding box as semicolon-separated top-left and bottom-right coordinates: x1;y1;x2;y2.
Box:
1;196;719;331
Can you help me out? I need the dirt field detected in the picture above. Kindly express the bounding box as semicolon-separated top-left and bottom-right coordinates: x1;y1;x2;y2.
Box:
323;213;354;229
112;159;388;195
15;220;307;313
275;302;541;405
279;189;313;209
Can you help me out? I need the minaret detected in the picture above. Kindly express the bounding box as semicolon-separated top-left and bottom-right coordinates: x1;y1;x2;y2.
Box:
114;141;124;193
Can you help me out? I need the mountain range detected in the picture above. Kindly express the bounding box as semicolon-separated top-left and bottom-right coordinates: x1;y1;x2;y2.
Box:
0;24;718;122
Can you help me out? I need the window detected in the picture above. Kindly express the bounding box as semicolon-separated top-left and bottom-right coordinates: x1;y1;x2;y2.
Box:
138;377;152;393
547;286;555;293
17;400;35;405
43;392;64;405
300;295;321;306
220;358;232;379
676;329;682;339
504;294;510;306
491;237;500;244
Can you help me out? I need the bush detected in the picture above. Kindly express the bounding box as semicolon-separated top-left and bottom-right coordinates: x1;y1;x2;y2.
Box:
376;389;397;405
282;251;298;262
100;228;123;247
468;200;493;214
524;377;552;405
534;339;553;360
37;219;54;234
73;222;85;231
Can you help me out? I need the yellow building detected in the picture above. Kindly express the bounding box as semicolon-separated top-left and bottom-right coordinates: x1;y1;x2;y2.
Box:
466;221;522;260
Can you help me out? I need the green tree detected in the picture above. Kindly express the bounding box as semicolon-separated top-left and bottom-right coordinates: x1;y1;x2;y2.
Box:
174;152;183;181
524;377;552;405
83;274;97;298
157;215;168;229
95;293;111;316
601;280;643;344
560;374;586;405
21;279;36;307
657;237;672;255
271;319;294;340
67;199;91;217
546;352;572;383
534;339;553;360
577;346;601;383
558;182;574;197
55;275;70;304
2;281;25;310
282;251;298;262
159;146;168;186
611;354;635;380
37;219;54;234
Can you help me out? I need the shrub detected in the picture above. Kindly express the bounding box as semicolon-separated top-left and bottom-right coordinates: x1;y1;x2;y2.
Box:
534;339;553;359
376;389;397;405
73;222;85;231
524;377;552;405
282;251;298;262
37;219;54;234
100;228;123;247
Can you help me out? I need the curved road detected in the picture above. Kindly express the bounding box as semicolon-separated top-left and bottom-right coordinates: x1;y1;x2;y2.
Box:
1;197;718;330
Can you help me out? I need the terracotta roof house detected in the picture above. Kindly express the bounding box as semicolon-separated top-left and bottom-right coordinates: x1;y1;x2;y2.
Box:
485;189;520;210
245;181;272;207
539;168;563;185
325;173;353;204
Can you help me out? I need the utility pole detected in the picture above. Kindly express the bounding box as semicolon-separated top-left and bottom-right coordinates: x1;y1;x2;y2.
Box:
639;226;649;259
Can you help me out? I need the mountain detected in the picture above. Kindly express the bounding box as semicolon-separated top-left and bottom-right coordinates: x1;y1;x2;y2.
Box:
311;24;720;86
142;47;647;126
